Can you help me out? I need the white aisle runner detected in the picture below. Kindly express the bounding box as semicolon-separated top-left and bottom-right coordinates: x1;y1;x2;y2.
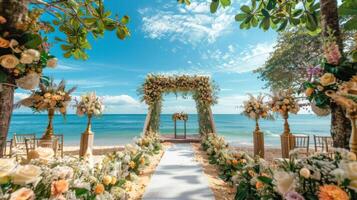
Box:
142;143;214;200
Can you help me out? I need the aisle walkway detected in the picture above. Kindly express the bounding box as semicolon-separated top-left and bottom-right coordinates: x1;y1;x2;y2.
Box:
143;143;214;200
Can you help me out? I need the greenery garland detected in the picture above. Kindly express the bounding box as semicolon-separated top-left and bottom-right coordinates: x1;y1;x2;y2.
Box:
138;74;219;134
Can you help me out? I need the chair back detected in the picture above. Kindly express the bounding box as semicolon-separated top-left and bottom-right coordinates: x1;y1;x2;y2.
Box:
313;135;332;152
25;137;37;156
293;135;310;153
54;134;64;157
13;134;36;146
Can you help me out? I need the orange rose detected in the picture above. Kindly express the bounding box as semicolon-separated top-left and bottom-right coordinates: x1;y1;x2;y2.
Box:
226;160;232;165
51;180;69;197
305;87;314;97
318;185;349;200
232;159;238;165
94;184;105;195
256;181;264;189
140;157;146;165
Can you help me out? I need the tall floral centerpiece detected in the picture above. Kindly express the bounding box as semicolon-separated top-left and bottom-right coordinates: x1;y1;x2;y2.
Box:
75;92;104;157
242;94;273;158
269;89;299;158
17;79;75;140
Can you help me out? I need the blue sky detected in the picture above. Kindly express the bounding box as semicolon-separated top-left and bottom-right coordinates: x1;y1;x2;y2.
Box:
15;0;278;114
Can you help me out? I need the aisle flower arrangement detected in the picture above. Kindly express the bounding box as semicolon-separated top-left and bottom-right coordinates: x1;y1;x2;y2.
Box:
200;133;357;200
0;133;162;200
201;133;253;183
172;112;188;121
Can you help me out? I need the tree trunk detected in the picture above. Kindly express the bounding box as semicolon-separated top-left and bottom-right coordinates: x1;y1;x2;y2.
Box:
0;0;28;156
320;0;352;148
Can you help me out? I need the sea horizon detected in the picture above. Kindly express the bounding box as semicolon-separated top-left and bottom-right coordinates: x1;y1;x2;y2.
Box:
8;114;331;147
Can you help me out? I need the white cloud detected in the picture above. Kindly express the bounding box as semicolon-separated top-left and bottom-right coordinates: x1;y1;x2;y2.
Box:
14;92;30;100
139;1;235;44
102;95;140;106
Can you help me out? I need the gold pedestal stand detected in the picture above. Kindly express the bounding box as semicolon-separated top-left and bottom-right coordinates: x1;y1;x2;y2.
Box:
280;113;295;158
253;119;264;158
79;115;94;157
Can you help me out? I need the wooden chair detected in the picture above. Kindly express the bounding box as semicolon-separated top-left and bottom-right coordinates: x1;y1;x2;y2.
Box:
313;135;333;153
54;134;64;157
293;135;310;156
1;139;13;158
12;133;36;156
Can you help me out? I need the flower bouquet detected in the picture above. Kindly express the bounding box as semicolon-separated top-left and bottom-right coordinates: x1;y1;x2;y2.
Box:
242;93;273;157
74;92;104;157
16;79;75;139
304;34;356;116
172;112;188;121
0;15;57;89
268;89;299;158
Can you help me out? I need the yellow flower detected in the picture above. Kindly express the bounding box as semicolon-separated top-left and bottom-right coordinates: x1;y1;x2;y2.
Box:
94;184;105;195
320;73;336;86
111;177;117;185
318;185;349;200
299;168;310;179
129;161;136;169
305;87;314;97
102;175;112;186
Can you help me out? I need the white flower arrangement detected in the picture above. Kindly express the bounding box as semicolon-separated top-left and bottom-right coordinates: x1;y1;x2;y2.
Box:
0;133;162;199
269;89;300;115
242;93;273;120
75;92;104;116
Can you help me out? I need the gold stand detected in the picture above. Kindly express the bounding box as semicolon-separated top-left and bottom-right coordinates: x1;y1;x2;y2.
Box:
280;113;295;158
79;115;94;157
42;108;55;140
253;119;264;158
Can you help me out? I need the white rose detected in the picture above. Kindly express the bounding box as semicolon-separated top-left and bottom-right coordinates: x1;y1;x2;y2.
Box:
20;52;34;64
299;168;310;179
12;165;42;185
23;49;40;61
9;39;22;53
341;161;357;191
10;187;35;200
0;54;19;69
0;158;17;178
46;58;57;68
273;171;296;195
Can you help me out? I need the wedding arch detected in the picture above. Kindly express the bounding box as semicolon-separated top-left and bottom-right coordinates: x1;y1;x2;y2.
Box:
139;74;219;135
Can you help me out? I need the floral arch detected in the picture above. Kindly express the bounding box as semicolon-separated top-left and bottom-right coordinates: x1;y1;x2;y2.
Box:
139;74;219;135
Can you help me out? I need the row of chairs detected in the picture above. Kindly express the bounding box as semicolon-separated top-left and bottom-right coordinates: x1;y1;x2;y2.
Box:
1;133;64;158
293;135;333;155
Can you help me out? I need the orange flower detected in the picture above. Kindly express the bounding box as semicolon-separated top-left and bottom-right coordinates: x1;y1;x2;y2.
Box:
129;161;136;169
140;157;146;165
232;159;238;165
305;87;314;97
318;185;349;200
10;187;35;200
94;184;105;195
0;16;6;24
51;180;69;197
255;181;264;189
226;160;232;165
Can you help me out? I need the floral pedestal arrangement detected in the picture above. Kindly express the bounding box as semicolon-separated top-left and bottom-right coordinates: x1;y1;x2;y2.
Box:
269;89;299;158
75;92;104;157
242;94;273;158
16;79;75;141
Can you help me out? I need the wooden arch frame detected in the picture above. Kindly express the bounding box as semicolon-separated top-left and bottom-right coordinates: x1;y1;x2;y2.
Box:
140;74;217;135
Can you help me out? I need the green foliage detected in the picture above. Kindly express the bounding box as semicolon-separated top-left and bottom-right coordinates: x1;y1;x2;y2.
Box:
32;0;130;60
231;0;321;32
255;29;322;91
339;0;357;31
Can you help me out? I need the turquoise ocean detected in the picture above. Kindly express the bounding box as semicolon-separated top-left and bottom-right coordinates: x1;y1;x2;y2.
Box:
8;114;330;147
